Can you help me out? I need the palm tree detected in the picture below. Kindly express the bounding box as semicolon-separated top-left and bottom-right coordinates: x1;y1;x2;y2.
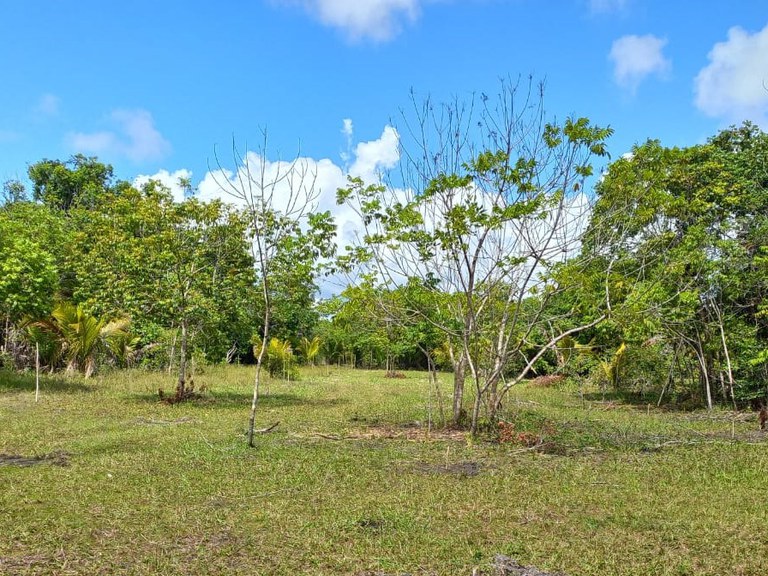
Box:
27;301;133;377
299;336;321;366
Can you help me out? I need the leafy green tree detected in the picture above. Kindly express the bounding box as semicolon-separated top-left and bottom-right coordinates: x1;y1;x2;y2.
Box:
581;122;768;406
0;201;67;366
0;216;58;321
28;155;114;211
2;179;27;204
65;180;256;394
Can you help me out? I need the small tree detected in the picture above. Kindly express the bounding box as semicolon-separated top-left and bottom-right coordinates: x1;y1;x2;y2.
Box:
26;301;132;377
213;133;335;446
338;78;613;433
299;336;322;366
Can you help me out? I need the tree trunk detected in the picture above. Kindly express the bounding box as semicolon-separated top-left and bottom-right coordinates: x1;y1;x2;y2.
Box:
176;319;188;399
693;334;713;410
247;362;264;448
715;309;737;410
470;373;482;436
168;326;177;375
247;308;270;448
452;353;466;425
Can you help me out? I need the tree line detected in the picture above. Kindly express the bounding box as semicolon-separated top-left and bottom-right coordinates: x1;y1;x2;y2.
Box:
2;82;767;433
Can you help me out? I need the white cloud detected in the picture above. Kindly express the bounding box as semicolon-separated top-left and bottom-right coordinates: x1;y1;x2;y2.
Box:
133;169;193;203
278;0;421;41
349;125;400;181
35;93;60;117
694;23;768;126
342;118;354;138
195;124;400;253
609;34;671;92
68;109;171;163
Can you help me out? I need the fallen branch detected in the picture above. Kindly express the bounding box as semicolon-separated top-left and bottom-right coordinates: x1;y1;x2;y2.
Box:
255;421;280;434
313;433;346;440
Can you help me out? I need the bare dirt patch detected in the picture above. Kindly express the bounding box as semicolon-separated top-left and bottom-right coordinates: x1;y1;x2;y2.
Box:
0;451;70;467
303;423;469;442
529;375;566;387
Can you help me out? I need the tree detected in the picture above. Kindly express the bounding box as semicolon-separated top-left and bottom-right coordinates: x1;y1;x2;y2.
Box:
2;180;27;204
213;135;336;446
66;180;256;391
0;202;65;366
28;155;114;211
581;122;768;406
0;213;58;322
338;78;612;432
26;301;133;377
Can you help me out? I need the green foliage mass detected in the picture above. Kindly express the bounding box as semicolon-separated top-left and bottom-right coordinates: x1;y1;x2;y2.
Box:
2;112;768;414
574;122;768;404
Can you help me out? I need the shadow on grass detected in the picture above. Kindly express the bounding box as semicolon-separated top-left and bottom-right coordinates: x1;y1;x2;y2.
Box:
131;390;349;410
581;390;664;408
0;369;94;394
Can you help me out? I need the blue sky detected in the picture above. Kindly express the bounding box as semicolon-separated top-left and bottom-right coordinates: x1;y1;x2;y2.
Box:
1;0;767;204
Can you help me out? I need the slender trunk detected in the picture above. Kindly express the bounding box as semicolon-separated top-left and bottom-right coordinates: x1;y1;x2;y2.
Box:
176;319;188;399
423;350;445;431
247;308;270;447
466;352;481;435
168;326;177;375
486;352;507;422
247;362;264;448
35;343;40;403
470;375;482;436
716;312;737;410
693;334;712;410
452;352;466;425
658;346;678;407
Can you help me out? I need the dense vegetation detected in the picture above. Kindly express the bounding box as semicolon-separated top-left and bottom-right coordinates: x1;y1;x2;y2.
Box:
2;87;768;423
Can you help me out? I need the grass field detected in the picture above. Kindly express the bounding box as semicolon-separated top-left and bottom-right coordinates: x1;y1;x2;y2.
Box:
2;365;767;575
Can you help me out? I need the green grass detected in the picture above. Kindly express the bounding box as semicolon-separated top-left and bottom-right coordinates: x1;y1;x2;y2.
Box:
2;366;767;575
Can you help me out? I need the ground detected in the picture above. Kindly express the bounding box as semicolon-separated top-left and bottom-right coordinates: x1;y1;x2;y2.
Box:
1;366;767;575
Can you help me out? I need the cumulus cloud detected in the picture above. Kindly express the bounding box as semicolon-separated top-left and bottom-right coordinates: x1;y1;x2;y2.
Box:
68;109;171;163
694;23;768;126
195;124;400;254
349;125;400;181
609;34;671;92
278;0;421;41
133;169;193;202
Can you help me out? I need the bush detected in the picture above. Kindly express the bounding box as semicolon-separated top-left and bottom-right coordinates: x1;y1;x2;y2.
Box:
253;336;299;380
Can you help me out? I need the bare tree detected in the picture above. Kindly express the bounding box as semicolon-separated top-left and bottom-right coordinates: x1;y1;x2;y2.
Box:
213;132;324;447
338;77;613;433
